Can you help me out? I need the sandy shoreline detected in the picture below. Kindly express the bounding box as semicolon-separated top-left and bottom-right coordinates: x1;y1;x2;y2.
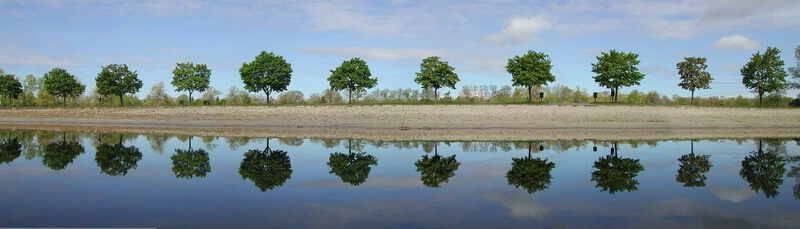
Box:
1;105;799;141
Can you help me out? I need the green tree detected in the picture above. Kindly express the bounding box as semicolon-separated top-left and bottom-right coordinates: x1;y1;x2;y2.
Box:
239;51;293;104
415;56;459;100
676;141;713;187
21;74;39;106
171;62;211;105
0;73;22;106
239;141;293;191
591;50;645;103
42;68;86;106
788;44;800;89
95;136;143;176
96;64;143;106
328;151;378;186
677;57;713;105
328;57;377;103
0;138;22;165
42;137;85;170
591;145;644;194
171;136;210;179
506;154;556;194
144;81;173;106
740;140;786;198
506;50;556;103
741;47;788;106
415;144;461;188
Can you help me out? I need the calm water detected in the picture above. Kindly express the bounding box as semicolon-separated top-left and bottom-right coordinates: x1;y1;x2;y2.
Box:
1;131;799;228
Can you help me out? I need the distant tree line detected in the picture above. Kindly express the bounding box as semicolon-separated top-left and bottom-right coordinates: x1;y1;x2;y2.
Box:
1;45;799;107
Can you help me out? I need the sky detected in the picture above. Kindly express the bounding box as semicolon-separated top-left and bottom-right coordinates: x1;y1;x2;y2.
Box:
1;0;799;99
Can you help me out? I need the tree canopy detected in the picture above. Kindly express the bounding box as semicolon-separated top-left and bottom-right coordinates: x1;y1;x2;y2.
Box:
327;152;378;186
741;47;788;106
676;152;712;187
0;73;22;106
96;64;143;106
506;156;556;194
0;138;22;165
506;50;555;102
677;57;713;105
415;154;460;188
740;143;786;198
787;44;800;89
415;56;459;100
239;51;292;104
591;154;644;194
172;137;211;179
95;139;143;176
42;139;85;170
591;50;645;102
172;62;211;105
239;144;293;192
328;57;377;103
42;68;86;106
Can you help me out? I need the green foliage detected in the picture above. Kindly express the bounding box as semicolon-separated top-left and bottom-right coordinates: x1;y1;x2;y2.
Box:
200;86;222;105
677;57;713;105
739;145;786;198
171;148;211;179
277;90;305;104
171;62;211;104
591;50;645;102
96;64;143;106
506;50;555;103
788;44;800;89
328;57;377;103
741;47;788;106
42;139;85;170
506;157;555;194
415;154;460;188
239;51;293;104
415;56;459;100
327;152;378;186
144;81;174;106
95;140;143;176
0;138;22;164
239;145;293;191
676;153;712;187
0;73;22;105
591;154;644;194
42;68;86;106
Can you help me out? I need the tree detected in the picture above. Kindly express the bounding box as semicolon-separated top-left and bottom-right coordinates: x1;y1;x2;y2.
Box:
0;138;22;165
328;151;378;186
42;137;85;171
677;57;713;105
507;155;556;194
42;68;86;106
788;44;800;89
676;141;713;187
95;136;143;176
239;141;293;191
21;74;39;106
171;136;210;179
144;81;173;106
328;57;377;103
415;56;459;100
741;47;788;106
96;64;143;106
171;62;210;105
415;144;461;188
239;51;293;104
591;144;644;194
740;140;786;198
0;72;22;106
506;50;556;103
591;50;645;103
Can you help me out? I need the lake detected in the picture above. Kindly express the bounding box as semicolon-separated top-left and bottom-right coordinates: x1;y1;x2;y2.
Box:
1;130;798;228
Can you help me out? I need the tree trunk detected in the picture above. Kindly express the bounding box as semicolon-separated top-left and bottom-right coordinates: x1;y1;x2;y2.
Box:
527;86;532;103
434;88;438;101
690;90;694;105
758;91;763;106
615;87;619;103
264;90;271;104
189;91;193;106
63;96;67;106
348;90;353;104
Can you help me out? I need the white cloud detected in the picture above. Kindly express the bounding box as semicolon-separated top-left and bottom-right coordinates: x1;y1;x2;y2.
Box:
484;16;552;45
711;187;757;203
712;34;760;51
298;47;454;61
483;190;550;219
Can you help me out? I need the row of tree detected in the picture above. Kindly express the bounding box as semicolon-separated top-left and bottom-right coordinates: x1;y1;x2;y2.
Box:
1;45;799;106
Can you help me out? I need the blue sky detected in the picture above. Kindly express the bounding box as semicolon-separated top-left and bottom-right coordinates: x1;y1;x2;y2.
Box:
1;0;799;99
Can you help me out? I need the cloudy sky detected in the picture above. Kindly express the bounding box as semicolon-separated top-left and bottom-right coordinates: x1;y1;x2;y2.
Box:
2;0;799;98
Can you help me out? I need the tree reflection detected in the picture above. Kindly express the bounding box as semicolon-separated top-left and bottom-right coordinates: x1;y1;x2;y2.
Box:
506;142;555;194
42;134;85;170
415;143;461;188
171;136;211;179
239;140;293;191
786;155;800;200
95;134;143;176
591;142;644;194
0;138;23;165
740;140;786;198
676;140;713;187
327;139;378;186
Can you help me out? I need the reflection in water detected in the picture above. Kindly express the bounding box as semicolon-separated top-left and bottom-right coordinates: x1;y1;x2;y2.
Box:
506;142;555;194
327;139;378;186
786;155;800;199
0;137;22;164
676;141;713;187
239;140;293;191
591;142;645;194
95;134;143;176
42;134;85;170
415;143;461;188
171;136;211;179
740;140;786;198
